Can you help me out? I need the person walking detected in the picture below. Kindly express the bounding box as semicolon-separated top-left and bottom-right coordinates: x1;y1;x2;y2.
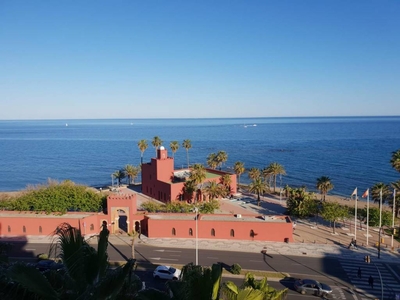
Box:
368;275;374;289
357;267;362;278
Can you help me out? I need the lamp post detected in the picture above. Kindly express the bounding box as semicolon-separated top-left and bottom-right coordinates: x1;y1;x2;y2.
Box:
194;207;199;265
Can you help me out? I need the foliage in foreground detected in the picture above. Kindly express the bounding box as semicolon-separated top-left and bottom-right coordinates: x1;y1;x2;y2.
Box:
0;180;105;214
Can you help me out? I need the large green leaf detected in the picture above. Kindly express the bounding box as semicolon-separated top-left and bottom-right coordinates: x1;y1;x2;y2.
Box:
7;263;59;300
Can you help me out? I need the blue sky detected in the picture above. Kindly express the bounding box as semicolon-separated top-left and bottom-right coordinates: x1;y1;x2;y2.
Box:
1;1;399;119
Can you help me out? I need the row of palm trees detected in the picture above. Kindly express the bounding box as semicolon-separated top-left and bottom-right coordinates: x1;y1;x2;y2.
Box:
138;137;192;167
112;164;141;186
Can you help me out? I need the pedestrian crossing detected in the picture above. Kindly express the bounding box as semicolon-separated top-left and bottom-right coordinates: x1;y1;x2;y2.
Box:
339;259;400;300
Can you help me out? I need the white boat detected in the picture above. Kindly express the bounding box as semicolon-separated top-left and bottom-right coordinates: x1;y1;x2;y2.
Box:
65;123;68;127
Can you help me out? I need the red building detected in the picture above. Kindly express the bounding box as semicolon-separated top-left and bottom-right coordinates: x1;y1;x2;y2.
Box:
0;193;293;243
141;147;237;203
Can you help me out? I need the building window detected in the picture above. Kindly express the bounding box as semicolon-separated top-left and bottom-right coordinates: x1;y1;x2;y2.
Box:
230;229;235;237
8;226;11;233
23;226;26;233
39;226;42;234
172;228;176;236
250;230;255;238
211;228;216;236
189;228;193;236
90;224;94;231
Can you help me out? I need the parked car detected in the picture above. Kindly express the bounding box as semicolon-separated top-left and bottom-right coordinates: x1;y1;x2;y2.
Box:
153;265;181;280
294;279;332;297
35;260;64;272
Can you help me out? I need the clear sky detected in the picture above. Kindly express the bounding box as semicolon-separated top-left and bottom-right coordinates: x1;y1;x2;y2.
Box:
1;1;399;119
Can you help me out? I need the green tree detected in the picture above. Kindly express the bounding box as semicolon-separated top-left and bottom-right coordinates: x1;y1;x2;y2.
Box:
242;273;288;300
3;223;168;299
321;201;348;234
207;153;218;169
316;176;334;201
248;168;261;181
220;174;232;195
390;180;400;217
182;139;192;168
286;188;317;218
249;178;267;206
233;161;245;190
137;139;148;165
190;164;207;202
113;169;126;186
264;163;286;193
390;149;400;172
371;182;391;206
221;281;264;300
124;164;140;184
368;207;392;227
152;136;163;156
205;181;223;201
170;141;180;159
167;263;223;300
216;151;228;170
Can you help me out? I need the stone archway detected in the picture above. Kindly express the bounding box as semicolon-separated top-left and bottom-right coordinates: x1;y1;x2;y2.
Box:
117;209;128;233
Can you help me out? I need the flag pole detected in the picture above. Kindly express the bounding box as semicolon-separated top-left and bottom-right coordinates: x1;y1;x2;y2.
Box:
354;189;357;241
378;189;382;259
367;189;369;246
392;189;396;249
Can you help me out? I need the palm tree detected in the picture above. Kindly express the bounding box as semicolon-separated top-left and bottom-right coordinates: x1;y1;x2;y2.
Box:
124;164;140;185
207;153;218;169
316;176;334;201
391;180;400;217
233;161;245;190
391;149;400;172
264;162;286;193
249;178;267;206
113;170;126;186
182;139;192;168
220;174;232;195
190;164;207;202
205;181;222;200
170;141;179;159
138;139;148;165
4;223;162;299
183;180;196;203
167;263;222;300
242;273;288;300
152;136;163;156
216;151;228;170
221;281;265;300
248;168;261;180
371;182;391;206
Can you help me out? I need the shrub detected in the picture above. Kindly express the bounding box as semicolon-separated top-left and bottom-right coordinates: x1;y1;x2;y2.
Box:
231;263;241;275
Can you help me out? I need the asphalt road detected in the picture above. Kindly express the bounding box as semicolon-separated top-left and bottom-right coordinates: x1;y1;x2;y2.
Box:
7;241;394;300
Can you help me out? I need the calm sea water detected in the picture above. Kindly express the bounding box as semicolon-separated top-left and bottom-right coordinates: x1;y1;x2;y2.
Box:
0;117;399;197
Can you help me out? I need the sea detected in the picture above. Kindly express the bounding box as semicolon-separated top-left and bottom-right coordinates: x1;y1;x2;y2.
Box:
0;117;399;198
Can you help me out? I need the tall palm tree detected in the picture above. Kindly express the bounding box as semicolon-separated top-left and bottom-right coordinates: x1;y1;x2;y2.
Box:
264;162;286;193
189;164;207;202
205;181;222;200
316;176;334;201
207;153;218;169
249;178;267;206
137;139;148;165
371;182;391;206
391;180;400;217
169;141;179;159
113;170;126;186
124;164;140;185
183;180;196;203
216;151;228;170
248;168;261;181
152;136;163;157
182;139;192;168
233;161;245;190
220;174;232;195
390;149;400;172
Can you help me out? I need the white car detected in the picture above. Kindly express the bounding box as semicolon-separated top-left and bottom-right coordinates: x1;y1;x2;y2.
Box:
153;265;181;280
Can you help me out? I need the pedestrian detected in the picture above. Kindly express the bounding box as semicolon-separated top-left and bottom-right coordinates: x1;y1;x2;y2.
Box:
357;267;362;278
368;275;374;289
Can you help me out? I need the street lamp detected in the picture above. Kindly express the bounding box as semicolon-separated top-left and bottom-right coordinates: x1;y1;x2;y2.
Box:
194;207;199;265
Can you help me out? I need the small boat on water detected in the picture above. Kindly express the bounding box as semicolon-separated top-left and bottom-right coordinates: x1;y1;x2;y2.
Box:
65;123;68;127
